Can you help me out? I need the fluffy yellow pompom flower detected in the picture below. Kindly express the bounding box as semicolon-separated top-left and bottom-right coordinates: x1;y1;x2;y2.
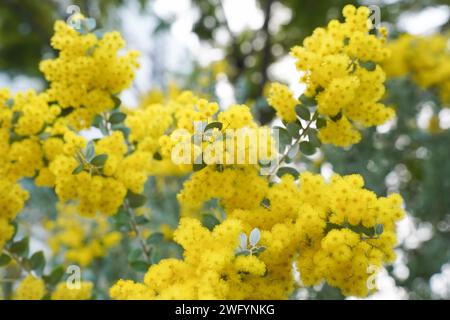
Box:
112;170;405;299
290;5;394;147
40;19;140;129
383;34;450;105
267;82;298;122
51;282;93;300
111;218;272;299
47;131;151;216
0;178;29;249
47;204;122;266
13;275;46;300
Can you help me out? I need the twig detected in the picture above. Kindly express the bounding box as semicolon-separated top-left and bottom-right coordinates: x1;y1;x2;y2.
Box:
123;202;152;263
267;111;318;180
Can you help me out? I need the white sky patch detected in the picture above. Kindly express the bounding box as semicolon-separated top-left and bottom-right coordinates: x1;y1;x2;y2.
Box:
0;74;42;93
268;55;306;97
222;0;264;34
398;5;450;35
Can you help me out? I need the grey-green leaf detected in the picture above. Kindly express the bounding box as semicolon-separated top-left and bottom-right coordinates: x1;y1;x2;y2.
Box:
239;233;247;250
126;191;147;209
286;122;301;139
202;214;221;231
30;251;46;275
249;228;261;246
299;141;316;156
204;121;223;133
276;166;299;180
298;94;316;107
0;254;11;267
85;141;95;160
72;164;84;175
316;118;327;129
10;237;29;257
308;130;322;147
111;95;122;109
147;233;164;245
109;112;127;124
128;248;143;262
130;260;149;273
90;154;108;167
295;105;311;121
275;126;291;153
43;266;65;286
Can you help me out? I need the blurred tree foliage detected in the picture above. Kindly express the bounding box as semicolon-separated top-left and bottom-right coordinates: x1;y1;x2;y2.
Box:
0;0;147;77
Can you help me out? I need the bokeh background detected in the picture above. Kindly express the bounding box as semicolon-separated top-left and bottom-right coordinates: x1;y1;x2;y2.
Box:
1;0;449;299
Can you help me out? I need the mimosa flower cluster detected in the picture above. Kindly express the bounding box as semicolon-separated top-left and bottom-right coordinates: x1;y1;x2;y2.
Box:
268;5;395;147
1;8;409;301
45;204;122;267
13;274;92;300
47;131;150;216
383;34;450;105
111;171;405;298
40;18;140;129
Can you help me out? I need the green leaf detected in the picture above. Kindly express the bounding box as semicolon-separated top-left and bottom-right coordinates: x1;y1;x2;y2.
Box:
5;98;14;108
11;111;22;125
85;140;95;160
330;112;343;122
111;95;122;109
92;115;103;128
113;209;131;228
308;130;322;147
260;198;271;209
130;260;149;273
298;94;316;107
252;246;266;255
150;249;163;264
153;152;162;160
72;164;84;175
43;266;65;286
359;60;377;72
113;126;131;138
275;126;291;153
276;167;299;180
202;214;221;231
90;154;108;167
236;249;251;257
109;112;127;124
258;159;272;168
375;224;384;235
249;228;261;246
147;233;164;245
0;254;11;267
30;251;46;275
193;158;207;172
286;122;301;139
126;191;147;208
135;215;149;225
128;248;143;262
99;121;109;136
9;237;29;257
295;105;311;121
299;141;316;155
239;233;248;250
204;122;223;133
316;118;327;129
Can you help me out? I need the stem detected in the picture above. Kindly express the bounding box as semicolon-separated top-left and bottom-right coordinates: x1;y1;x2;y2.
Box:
268;112;318;180
123;202;152;263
